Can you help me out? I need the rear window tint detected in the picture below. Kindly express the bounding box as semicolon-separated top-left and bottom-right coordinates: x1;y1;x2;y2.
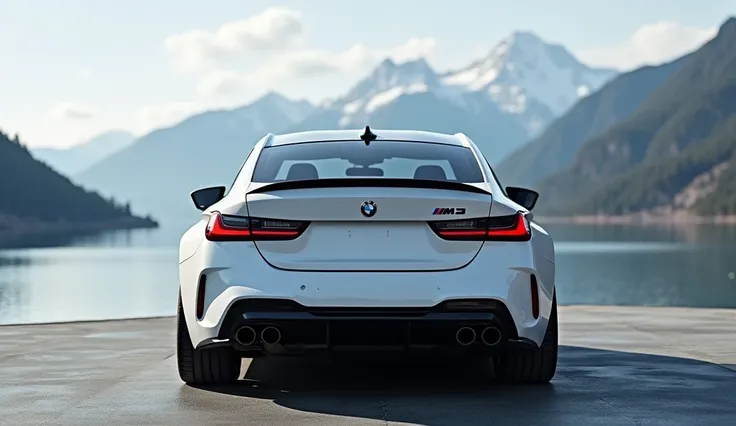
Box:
252;140;485;183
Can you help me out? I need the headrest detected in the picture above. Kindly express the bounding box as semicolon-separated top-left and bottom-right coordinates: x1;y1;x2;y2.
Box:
286;163;319;180
413;165;447;181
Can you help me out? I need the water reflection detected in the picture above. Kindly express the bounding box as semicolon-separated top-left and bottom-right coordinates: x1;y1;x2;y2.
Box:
0;222;194;250
0;246;179;325
545;222;736;245
555;241;701;253
543;223;736;308
0;223;735;325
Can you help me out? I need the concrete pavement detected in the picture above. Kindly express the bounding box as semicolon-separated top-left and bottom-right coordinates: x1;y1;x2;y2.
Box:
1;306;735;425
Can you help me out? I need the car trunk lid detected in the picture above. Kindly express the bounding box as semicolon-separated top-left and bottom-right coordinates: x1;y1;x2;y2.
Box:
245;179;493;272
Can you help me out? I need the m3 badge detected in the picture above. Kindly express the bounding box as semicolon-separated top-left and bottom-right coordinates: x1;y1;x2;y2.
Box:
432;207;466;215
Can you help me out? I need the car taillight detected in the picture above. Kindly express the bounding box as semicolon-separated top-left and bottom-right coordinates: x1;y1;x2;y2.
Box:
205;211;308;241
429;212;531;241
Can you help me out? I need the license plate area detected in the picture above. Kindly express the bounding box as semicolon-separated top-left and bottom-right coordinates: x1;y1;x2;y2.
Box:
345;226;393;241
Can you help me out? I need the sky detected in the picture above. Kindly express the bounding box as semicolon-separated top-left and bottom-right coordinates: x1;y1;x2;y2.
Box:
1;0;733;149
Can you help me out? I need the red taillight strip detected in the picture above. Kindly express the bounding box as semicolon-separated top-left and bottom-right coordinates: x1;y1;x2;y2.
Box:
205;212;307;241
205;213;251;240
431;212;531;241
251;230;300;237
486;213;531;240
436;229;487;237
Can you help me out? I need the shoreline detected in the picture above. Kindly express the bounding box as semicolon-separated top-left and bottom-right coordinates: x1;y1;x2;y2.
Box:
0;314;175;327
0;216;159;247
536;214;736;225
3;303;735;327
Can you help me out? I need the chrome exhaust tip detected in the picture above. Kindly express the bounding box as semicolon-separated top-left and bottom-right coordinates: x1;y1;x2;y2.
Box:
234;326;257;346
260;326;282;345
481;326;502;346
455;326;476;346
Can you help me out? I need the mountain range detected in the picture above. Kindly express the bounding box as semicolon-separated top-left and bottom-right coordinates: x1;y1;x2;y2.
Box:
72;31;616;221
74;93;318;222
8;17;735;246
34;19;736;222
31;130;135;176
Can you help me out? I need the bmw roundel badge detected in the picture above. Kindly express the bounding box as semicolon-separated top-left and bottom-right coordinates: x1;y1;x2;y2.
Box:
361;201;377;218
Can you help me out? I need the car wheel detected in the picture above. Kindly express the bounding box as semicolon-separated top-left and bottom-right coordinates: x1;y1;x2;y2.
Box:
176;293;241;385
493;293;558;384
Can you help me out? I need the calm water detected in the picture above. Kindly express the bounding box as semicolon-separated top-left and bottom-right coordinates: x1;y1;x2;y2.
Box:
1;222;735;325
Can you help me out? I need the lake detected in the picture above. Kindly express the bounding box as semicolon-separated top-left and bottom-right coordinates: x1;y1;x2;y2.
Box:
1;222;735;325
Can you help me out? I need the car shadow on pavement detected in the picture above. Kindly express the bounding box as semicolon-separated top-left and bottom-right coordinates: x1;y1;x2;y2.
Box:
184;345;736;425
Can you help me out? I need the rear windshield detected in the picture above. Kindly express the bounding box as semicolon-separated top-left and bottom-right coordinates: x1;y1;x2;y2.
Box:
252;140;485;183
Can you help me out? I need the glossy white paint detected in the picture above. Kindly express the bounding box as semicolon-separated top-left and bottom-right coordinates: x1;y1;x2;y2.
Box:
178;129;556;349
246;187;493;271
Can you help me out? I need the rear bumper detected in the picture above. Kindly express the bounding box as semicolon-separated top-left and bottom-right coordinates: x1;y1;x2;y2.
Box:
179;236;555;350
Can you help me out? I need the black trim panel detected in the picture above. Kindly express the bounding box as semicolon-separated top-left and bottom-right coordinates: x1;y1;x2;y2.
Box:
240;311;498;321
217;298;521;353
247;178;492;195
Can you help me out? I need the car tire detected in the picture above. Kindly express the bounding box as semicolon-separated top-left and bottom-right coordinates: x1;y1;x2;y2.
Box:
493;293;558;384
176;293;241;385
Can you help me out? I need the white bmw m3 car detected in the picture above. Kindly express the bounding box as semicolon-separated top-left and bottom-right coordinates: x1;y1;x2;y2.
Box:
177;127;557;385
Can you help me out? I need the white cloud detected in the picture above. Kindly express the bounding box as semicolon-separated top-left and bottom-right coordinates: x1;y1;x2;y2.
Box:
262;37;437;79
577;22;717;70
389;37;438;63
197;36;438;96
164;7;304;72
136;101;202;132
196;70;249;96
165;6;437;97
50;102;95;120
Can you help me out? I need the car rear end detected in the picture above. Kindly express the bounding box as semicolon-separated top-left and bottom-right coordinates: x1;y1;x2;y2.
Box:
180;135;552;359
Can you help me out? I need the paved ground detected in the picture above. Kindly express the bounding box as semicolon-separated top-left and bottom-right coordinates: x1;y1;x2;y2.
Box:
1;306;735;426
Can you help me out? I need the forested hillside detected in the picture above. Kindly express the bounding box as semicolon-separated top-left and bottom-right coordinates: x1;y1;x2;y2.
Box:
0;130;157;242
534;17;736;217
572;115;736;215
496;56;686;188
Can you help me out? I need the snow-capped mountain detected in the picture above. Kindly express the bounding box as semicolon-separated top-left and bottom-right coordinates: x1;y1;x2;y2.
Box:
330;58;448;127
443;32;616;115
326;31;616;137
286;55;531;164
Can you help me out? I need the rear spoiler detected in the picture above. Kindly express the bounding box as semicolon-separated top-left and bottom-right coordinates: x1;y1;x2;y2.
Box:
246;178;492;195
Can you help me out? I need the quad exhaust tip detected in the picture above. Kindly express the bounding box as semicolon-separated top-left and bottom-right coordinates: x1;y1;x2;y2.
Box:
481;326;502;346
261;326;282;345
455;327;476;346
234;326;256;346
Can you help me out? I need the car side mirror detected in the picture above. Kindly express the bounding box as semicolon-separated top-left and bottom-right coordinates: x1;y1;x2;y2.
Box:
506;186;539;211
190;186;226;211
